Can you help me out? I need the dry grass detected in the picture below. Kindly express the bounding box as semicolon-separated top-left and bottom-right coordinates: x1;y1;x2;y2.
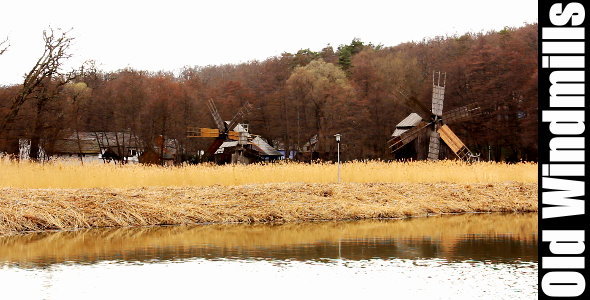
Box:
0;159;537;235
0;159;536;188
0;182;537;236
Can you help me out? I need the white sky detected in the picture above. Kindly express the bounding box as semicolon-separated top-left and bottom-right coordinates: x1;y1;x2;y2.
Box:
0;0;537;85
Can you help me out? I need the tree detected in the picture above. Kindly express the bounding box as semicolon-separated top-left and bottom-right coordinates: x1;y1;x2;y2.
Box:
65;82;92;164
287;59;354;155
0;28;74;158
337;38;367;73
0;23;540;162
0;37;8;56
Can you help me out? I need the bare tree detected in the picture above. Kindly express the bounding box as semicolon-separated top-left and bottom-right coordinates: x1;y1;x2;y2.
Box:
0;28;73;134
0;28;75;159
0;37;8;56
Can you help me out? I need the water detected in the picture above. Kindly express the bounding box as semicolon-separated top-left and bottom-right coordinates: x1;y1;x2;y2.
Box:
0;213;537;299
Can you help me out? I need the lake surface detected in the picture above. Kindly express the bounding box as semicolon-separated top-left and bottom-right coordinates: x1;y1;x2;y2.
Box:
0;213;537;299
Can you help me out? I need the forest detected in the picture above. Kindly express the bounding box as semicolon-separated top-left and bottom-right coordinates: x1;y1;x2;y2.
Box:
0;23;538;162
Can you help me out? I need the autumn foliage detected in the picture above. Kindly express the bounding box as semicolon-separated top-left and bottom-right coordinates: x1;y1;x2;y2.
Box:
0;24;538;162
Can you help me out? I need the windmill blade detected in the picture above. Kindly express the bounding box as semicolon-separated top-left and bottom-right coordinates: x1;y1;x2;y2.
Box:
393;89;432;118
227;102;254;131
204;138;226;158
431;71;446;117
427;131;441;161
206;98;226;131
444;103;481;124
388;121;430;153
227;131;240;141
186;127;220;138
437;124;476;161
431;85;444;117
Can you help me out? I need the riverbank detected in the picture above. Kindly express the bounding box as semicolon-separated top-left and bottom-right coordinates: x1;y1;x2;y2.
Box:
0;182;537;236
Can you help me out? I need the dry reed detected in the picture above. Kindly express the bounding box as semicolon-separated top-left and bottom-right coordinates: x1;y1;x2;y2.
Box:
0;182;537;236
0;158;536;189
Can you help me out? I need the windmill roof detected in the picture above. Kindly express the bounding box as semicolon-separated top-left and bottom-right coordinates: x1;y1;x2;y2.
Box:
214;136;281;157
392;128;410;137
302;134;318;149
250;136;282;156
392;113;424;137
215;141;239;154
225;122;248;133
396;113;423;128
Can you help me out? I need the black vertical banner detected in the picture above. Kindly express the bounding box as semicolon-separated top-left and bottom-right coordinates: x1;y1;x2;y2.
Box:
539;1;588;299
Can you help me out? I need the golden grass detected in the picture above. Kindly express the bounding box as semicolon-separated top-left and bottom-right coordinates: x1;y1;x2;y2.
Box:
0;159;537;235
0;159;537;188
0;182;537;236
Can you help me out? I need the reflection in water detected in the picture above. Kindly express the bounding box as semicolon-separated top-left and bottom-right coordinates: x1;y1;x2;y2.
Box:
0;213;538;299
0;213;537;267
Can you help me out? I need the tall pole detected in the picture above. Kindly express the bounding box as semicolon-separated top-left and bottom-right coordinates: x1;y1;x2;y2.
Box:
337;141;340;183
335;134;341;183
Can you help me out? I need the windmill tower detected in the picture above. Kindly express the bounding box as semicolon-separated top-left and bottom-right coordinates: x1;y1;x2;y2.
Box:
388;72;481;161
187;99;253;162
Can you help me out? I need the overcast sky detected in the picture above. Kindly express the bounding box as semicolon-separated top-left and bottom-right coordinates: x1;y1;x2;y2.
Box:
0;0;537;85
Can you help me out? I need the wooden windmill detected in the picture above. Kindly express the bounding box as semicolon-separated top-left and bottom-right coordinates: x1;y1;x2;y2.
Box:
187;98;253;161
388;72;481;161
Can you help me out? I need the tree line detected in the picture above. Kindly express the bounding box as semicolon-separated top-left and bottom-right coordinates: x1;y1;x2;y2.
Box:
0;24;538;162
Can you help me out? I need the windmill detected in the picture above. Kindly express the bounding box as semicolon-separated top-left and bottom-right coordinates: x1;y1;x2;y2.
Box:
388;72;481;161
187;98;253;161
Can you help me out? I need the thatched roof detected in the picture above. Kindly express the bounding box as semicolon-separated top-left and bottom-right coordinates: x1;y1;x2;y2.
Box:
53;131;144;155
53;139;100;154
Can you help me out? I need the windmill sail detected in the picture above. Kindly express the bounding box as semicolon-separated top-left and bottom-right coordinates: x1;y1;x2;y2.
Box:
206;98;226;131
186;127;220;138
394;89;432;117
204;138;226;157
227;102;254;131
388;121;430;153
426;71;445;160
437;125;476;161
427;131;441;161
431;71;446;117
444;103;481;124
